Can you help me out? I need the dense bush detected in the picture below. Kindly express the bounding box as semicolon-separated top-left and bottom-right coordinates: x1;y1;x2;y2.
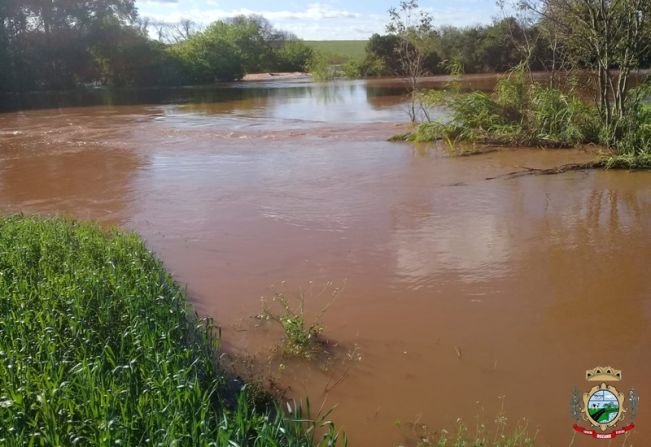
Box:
412;67;603;148
275;40;315;72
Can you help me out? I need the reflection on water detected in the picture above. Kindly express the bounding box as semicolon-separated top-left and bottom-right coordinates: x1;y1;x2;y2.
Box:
0;79;410;116
0;79;650;447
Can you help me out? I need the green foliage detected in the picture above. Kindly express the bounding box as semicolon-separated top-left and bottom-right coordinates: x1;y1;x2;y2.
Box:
306;52;336;82
528;83;601;146
276;40;315;72
407;65;651;167
258;283;341;359
362;16;558;78
609;83;651;160
342;60;362;79
220;15;278;74
424;420;536;447
360;34;402;76
0;5;316;91
0;215;344;446
436;18;546;75
407;398;537;447
0;0;141;91
169;16;322;83
170;24;244;83
276;293;323;358
414;67;602;148
605;152;651;169
90;18;176;87
259;292;324;358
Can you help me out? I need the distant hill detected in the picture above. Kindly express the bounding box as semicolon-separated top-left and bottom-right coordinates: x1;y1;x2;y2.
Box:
304;41;367;63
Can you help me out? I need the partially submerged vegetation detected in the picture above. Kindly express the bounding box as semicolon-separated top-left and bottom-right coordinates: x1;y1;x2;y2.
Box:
388;1;651;169
0;215;344;446
257;283;342;359
394;68;651;168
400;397;537;447
413;68;600;148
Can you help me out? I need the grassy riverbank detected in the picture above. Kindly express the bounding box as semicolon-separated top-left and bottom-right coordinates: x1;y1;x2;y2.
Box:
0;215;343;446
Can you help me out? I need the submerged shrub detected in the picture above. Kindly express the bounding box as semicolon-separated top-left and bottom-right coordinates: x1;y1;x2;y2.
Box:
412;66;604;149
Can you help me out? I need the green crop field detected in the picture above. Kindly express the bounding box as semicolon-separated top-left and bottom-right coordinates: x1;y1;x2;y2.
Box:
304;40;367;62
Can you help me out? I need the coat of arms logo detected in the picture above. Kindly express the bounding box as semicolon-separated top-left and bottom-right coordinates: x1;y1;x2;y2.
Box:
571;366;639;439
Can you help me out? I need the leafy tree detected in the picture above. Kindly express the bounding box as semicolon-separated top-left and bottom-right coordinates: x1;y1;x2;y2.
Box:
0;0;139;91
276;40;314;72
170;24;244;83
89;18;175;87
519;0;651;143
363;33;402;76
219;15;278;73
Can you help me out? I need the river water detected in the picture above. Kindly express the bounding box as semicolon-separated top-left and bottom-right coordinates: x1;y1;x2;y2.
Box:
1;78;650;446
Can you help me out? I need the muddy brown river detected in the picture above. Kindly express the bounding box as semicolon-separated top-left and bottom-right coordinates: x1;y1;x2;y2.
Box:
1;79;650;446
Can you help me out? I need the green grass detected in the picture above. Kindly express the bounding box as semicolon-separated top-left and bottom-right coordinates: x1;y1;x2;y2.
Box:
0;215;344;446
303;41;367;63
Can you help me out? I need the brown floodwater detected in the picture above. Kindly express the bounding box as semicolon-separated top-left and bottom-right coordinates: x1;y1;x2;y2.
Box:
1;78;650;446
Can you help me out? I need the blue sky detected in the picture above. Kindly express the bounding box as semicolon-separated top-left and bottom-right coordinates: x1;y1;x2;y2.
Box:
135;1;505;40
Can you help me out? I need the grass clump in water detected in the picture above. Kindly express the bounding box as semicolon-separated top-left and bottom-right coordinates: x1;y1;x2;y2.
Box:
0;215;345;446
258;283;341;359
401;397;537;447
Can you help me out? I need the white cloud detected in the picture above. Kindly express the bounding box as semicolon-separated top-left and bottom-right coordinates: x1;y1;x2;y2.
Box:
139;1;498;40
145;3;359;23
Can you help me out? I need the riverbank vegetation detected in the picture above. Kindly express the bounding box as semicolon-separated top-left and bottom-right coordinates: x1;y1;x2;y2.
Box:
0;215;344;446
0;2;314;90
388;0;651;169
5;0;651;92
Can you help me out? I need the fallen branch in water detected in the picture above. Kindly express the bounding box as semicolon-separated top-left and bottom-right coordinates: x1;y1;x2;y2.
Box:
485;161;605;180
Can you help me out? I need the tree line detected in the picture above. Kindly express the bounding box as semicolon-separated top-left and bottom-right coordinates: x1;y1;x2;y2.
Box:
0;1;314;92
2;0;650;94
359;15;651;78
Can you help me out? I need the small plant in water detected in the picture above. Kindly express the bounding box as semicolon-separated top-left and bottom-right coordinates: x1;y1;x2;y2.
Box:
401;396;538;447
258;281;342;358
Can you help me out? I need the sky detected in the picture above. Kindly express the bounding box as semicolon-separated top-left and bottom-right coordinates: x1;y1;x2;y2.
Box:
135;0;505;40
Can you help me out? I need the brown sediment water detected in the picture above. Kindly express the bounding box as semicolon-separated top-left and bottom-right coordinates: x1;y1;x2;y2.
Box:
0;79;650;446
